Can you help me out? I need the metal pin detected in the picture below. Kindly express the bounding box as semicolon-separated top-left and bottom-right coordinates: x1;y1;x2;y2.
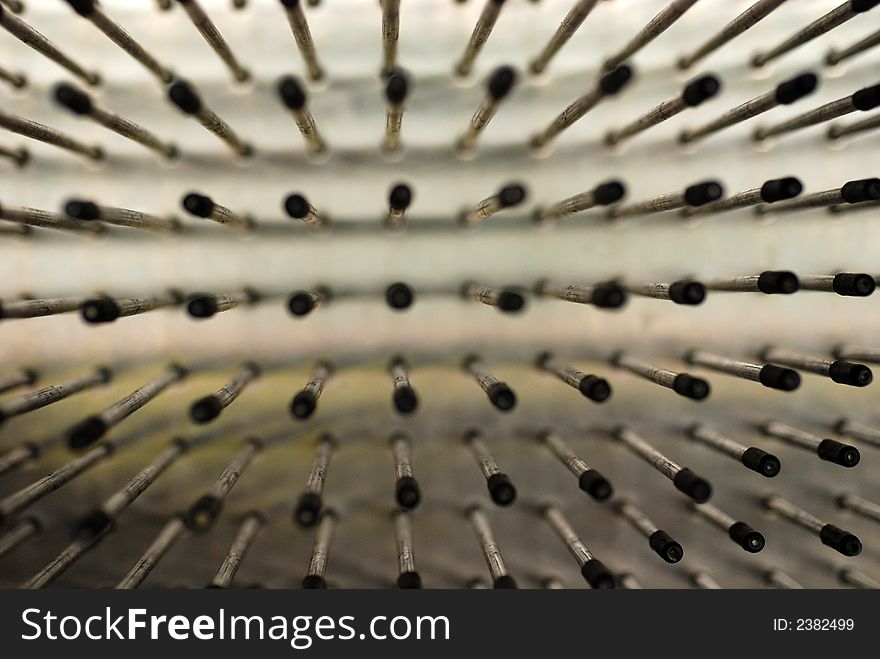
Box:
62;0;174;83
613;497;684;563
685;350;800;392
182;191;254;230
393;509;421;589
617;572;644;589
388;356;419;415
0;221;30;236
760;420;860;468
455;65;517;153
185;436;265;532
0;203;104;234
611;352;710;400
390;432;421;509
0;1;23;13
208;511;265;588
830;199;880;216
536;351;611;403
380;0;400;78
0;368;37;394
156;0;173;10
799;273;875;297
0;62;25;89
176;0;250;82
464;429;517;506
753;83;880;141
54;83;178;159
116;515;187;589
65;200;181;233
763;568;803;589
676;0;789;69
540;502;615;588
703;271;799;295
0;6;100;86
277;75;327;154
302;508;338;589
528;0;601;75
538;429;613;500
605;75;721;146
828;112;880;140
385;282;415;310
453;0;508;77
836;492;880;525
689;501;765;553
534;279;627;310
834;417;880;449
680;74;817;144
284;192;328;228
0;111;103;161
0;144;29;168
65;363;188;450
187;289;259;318
280;0;324;82
607;181;723;219
763;494;861;557
826;27;880;65
293;433;336;527
0;367;111;425
625;279;706;305
612;426;712;502
534;180;625;224
835;344;880;365
168;80;254;157
22;532;107;589
0;516;40;559
459;183;527;226
602;0;701;71
461;354;517;411
190;362;261;424
466;504;517;588
81;292;184;325
756;178;880;215
838;567;880;590
0;442;41;479
541;576;565;590
290;360;334;419
460;282;526;314
751;0;880;68
529;65;632;149
288;287;330;317
385;183;412;228
760;346;872;388
382;69;409;153
690;571;722;589
686;423;781;477
466;577;490;589
682;177;803;217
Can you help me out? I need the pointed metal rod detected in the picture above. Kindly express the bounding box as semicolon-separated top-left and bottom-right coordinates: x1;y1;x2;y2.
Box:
529;0;601;75
0;367;111;425
177;0;251;82
602;0;701;71
0;111;103;161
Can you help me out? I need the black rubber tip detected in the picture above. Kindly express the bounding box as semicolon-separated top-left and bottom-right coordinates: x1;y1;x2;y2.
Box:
182;192;214;218
283;193;310;219
578;375;612;402
64;199;101;221
487;382;517;411
729;521;765;553
493;575;518;589
591;282;627;308
593;180;626;206
828;360;872;387
758;364;801;391
578;469;613;501
820;524;861;557
684;181;724;207
190;395;222;424
293;491;323;527
498;184;527;208
581;558;616;589
487;473;517;506
673;468;712;502
393;386;419;414
760;177;803;203
187;295;218;318
852;83;880;111
302;575;327;589
81;297;120;324
288;292;318;316
397;571;422;589
496;289;525;313
672;373;711;400
599;64;633;95
385;69;409;104
385;282;414;310
817;439;860;467
852;0;880;12
682;75;721;107
290;390;317;419
741;447;781;477
280;0;301;8
832;273;875;297
76;509;114;539
64;0;96;17
649;530;683;563
184;495;223;532
775;73;818;105
669;281;706;305
395;476;421;509
757;271;799;294
277;75;307;110
168;80;202;114
487;65;517;101
389;183;412;211
67;416;108;449
841;178;880;203
54;83;92;115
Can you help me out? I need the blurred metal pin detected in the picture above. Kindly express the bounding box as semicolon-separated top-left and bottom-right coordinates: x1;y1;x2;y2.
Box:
456;66;517;153
540;502;615;588
762;494;861;557
0;1;24;13
799;273;875;297
625;279;706;305
535;180;625;224
168;80;254;156
293;433;336;527
0;367;111;425
683;177;803;217
466;504;517;588
690;571;722;590
685;350;801;391
602;0;701;71
182;191;254;229
177;0;250;82
302;509;338;589
187;289;259;319
537;429;613;501
834;345;880;364
288;287;330;317
290;361;334;419
0;145;29;167
686;423;782;477
838;567;880;589
464;429;517;506
612;497;683;563
284;192;328;228
280;0;324;81
460;282;526;314
760;347;872;387
383;69;409;153
116;515;187;589
611;352;710;400
828;112;880;140
763;568;803;589
529;0;601;75
608;181;723;219
454;0;508;77
689;501;765;553
0;516;41;559
703;271;799;295
462;355;517;411
208;511;265;588
0;111;103;161
836;492;880;525
0;204;104;235
826;27;880;65
385;183;412;228
834;417;880;449
190;363;261;424
390;432;421;509
0;368;37;394
381;0;400;78
277;75;327;154
393;509;421;589
760;420;860;468
65;200;180;233
536;352;612;403
460;183;527;226
81;292;184;324
0;62;25;89
388;357;419;415
22;532;107;589
534;279;627;310
617;572;644;589
756;179;880;214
